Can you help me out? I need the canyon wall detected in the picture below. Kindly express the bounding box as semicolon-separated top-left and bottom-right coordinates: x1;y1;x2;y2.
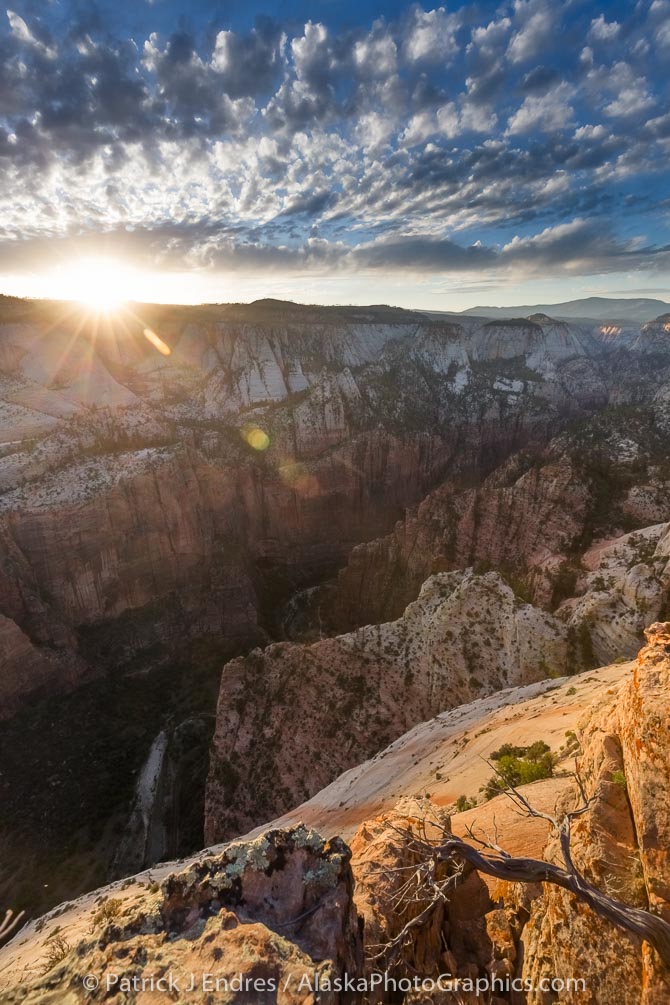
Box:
323;406;670;635
2;300;641;713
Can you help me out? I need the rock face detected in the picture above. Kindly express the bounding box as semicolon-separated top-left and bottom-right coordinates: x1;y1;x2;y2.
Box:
0;826;364;1005
511;622;670;1004
323;449;590;630
323;408;670;651
3;299;670;712
3;300;616;712
632;313;670;355
560;524;670;664
205;570;571;844
350;805;532;1005
3;637;670;1004
264;630;670;1005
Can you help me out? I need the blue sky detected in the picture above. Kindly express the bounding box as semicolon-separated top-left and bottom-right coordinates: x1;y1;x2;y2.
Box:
0;0;669;308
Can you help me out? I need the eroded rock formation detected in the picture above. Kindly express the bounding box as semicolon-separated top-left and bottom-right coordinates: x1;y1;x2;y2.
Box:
4;301;613;712
0;826;364;1005
3;630;670;1004
205;570;571;844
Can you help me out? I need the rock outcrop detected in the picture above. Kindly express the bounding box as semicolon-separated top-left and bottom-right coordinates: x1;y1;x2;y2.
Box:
205;570;571;844
251;629;670;1004
510;623;670;1004
323;409;670;643
3;299;670;712
0;826;364;1004
3;633;670;1004
560;524;670;664
632;314;670;356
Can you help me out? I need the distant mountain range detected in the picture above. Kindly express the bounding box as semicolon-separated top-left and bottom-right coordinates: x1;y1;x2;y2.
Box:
436;296;670;323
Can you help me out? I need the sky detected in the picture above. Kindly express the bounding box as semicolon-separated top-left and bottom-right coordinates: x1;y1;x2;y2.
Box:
0;0;669;310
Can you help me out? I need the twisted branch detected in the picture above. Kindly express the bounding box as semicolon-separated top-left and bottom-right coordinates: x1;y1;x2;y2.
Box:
438;771;670;968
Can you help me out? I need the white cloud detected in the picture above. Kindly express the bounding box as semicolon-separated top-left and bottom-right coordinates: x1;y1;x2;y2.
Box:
292;22;330;78
588;15;620;42
459;99;497;134
649;0;670;46
401;111;437;146
467;17;512;58
353;23;397;77
404;7;460;63
437;103;461;137
355;111;395;153
603;63;654;117
506;83;573;134
507;0;554;63
6;10;56;57
573;123;608;140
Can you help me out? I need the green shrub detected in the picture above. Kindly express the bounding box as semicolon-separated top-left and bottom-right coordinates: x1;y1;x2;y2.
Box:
482;741;554;800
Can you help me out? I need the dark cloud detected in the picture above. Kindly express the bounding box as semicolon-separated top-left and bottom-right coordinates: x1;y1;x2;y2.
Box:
520;64;560;92
354;236;497;270
210;16;283;98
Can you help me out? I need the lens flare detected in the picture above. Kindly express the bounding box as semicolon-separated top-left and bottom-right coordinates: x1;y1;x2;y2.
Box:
279;459;320;496
143;328;171;356
241;424;270;451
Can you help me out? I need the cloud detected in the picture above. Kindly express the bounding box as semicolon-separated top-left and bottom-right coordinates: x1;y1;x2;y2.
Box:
467;16;511;59
499;218;670;276
354;235;496;270
649;0;670;47
506;83;574;134
143;31;255;137
6;9;55;57
0;0;668;294
210;18;284;98
521;65;559;92
588;15;620;42
353;21;397;78
507;0;554;64
403;6;460;63
602;63;654;118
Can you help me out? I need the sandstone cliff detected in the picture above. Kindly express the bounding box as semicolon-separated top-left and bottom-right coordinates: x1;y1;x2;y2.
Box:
4;300;670;928
4;631;670;1004
3;301;616;712
0;827;364;1005
323;406;670;651
514;622;670;1004
205;570;572;844
240;628;670;1004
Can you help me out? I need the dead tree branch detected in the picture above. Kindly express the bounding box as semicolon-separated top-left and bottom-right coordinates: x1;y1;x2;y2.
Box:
0;910;26;946
368;773;670;972
438;771;670;968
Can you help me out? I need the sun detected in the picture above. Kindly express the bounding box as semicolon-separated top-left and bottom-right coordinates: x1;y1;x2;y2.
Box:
35;255;215;308
58;258;135;313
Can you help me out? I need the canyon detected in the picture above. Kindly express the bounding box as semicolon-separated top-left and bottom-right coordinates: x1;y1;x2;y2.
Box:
2;297;669;716
2;295;670;1003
